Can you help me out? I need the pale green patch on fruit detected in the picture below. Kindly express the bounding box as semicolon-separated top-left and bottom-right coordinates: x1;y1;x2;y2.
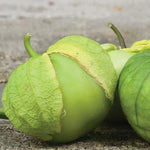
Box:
119;49;150;142
105;50;134;122
47;35;117;101
108;50;134;78
49;53;111;143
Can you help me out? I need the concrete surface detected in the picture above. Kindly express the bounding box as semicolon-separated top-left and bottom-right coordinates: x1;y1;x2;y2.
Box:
0;0;150;149
1;121;150;150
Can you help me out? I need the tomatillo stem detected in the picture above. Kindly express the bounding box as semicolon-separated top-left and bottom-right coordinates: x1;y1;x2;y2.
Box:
0;108;8;119
24;33;40;57
108;23;126;48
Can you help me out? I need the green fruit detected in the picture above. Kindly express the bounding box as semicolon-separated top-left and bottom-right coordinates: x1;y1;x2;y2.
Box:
103;40;150;122
104;23;150;123
1;34;117;143
119;49;150;142
108;50;134;78
104;40;150;78
103;45;134;122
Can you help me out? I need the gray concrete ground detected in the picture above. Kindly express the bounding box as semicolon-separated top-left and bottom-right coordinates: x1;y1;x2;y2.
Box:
0;0;150;149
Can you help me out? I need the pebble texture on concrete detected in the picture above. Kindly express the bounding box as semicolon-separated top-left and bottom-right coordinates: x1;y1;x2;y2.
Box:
0;0;150;149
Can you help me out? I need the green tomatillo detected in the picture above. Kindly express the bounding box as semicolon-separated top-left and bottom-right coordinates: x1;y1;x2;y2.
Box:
0;34;117;143
119;49;150;142
103;23;150;122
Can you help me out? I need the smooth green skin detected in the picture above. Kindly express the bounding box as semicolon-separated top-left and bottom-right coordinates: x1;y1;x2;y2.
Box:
101;43;134;77
50;53;111;143
119;49;150;142
107;51;134;122
108;50;135;78
2;35;117;143
102;45;134;122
